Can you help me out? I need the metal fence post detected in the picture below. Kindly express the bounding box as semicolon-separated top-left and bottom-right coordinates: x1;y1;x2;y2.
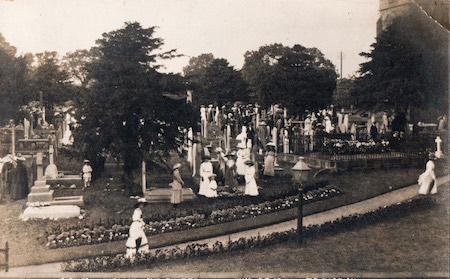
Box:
297;187;305;245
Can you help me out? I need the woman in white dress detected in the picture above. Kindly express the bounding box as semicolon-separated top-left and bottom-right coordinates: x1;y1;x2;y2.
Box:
244;160;259;196
418;153;437;195
126;198;149;259
204;173;218;198
198;156;213;196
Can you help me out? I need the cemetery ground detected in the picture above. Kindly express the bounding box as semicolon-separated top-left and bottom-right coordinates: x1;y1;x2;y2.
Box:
0;155;448;273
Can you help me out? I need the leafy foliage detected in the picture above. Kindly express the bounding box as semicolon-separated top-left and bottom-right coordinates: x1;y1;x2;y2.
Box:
0;34;33;124
242;43;337;115
184;54;250;106
74;22;196;185
352;14;448;119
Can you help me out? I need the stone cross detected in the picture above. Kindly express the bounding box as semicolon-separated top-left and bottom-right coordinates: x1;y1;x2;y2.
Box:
36;152;44;180
435;136;443;158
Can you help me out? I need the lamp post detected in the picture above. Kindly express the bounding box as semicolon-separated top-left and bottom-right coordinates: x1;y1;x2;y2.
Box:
291;156;311;245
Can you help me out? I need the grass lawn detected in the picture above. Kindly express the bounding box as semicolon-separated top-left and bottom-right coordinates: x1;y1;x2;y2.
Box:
0;155;446;268
124;184;450;275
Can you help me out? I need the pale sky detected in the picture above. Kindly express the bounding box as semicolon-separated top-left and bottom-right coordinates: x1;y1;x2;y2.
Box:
0;0;379;77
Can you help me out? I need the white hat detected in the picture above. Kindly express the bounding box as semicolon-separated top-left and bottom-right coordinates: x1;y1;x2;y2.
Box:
172;163;182;170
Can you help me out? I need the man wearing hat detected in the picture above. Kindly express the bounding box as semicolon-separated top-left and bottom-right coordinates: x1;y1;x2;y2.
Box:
82;159;93;187
244;160;259;196
126;197;149;259
170;163;184;209
198;155;213;196
418;153;438;195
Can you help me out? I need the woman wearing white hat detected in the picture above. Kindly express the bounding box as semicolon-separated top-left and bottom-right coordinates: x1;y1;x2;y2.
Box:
170;163;184;208
235;142;250;179
204;173;218;198
418;153;437;195
126;198;149;259
263;142;276;177
244;160;259;196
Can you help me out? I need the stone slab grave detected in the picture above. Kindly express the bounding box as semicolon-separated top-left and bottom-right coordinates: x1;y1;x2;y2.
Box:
22;152;84;219
21;205;80;220
145;188;197;203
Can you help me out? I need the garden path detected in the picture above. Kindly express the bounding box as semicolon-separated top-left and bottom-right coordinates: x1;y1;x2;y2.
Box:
1;175;448;278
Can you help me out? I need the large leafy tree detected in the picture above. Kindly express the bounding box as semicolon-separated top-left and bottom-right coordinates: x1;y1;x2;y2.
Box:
242;44;337;115
183;54;249;106
31;51;73;110
75;22;195;189
0;34;33;124
352;15;448;119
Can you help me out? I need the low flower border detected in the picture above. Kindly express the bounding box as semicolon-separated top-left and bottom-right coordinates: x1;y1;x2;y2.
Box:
44;186;340;249
62;196;436;272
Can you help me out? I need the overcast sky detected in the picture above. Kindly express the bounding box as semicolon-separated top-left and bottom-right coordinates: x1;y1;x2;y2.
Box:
0;0;379;77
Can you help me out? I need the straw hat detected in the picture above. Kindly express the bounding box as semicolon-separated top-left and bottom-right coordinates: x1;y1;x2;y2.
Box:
84;159;90;163
266;142;276;147
134;197;149;208
172;163;182;170
209;173;217;178
202;155;211;161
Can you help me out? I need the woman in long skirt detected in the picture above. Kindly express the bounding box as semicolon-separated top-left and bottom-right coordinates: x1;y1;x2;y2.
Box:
244;160;259;196
263;143;276;177
418;153;437;195
171;163;184;208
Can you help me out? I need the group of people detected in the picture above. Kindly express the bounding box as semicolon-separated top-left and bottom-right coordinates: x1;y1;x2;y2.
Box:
0;154;29;201
197;151;259;197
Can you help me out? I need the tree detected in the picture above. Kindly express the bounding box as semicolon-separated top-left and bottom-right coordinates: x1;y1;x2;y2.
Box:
183;54;249;106
241;44;337;115
352;15;448;119
61;49;94;87
31;51;73;110
0;34;33;124
74;22;196;192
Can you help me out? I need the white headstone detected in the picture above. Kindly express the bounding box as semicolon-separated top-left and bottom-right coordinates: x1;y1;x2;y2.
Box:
435;136;443;158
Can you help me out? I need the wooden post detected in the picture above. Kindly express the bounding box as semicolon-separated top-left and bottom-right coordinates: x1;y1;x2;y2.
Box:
10;121;15;156
297;187;304;245
141;160;146;195
0;241;8;272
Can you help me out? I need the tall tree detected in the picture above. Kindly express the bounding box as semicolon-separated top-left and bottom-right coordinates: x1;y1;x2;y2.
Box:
183;54;249;106
242;44;337;115
0;34;32;124
75;22;195;190
352;15;448;119
61;49;94;88
31;51;73;110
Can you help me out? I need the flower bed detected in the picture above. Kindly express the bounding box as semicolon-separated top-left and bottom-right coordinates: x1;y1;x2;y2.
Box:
322;138;390;155
43;185;340;249
62;196;436;272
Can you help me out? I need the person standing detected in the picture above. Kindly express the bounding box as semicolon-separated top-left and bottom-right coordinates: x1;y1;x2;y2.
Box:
82;160;93;187
418;153;437;195
10;156;29;200
170;163;184;209
263;142;276;177
244;160;259;196
204;173;218;198
126;198;149;259
198;156;213;196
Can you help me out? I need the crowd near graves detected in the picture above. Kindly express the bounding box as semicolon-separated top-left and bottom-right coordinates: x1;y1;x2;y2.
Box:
0;13;448;272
